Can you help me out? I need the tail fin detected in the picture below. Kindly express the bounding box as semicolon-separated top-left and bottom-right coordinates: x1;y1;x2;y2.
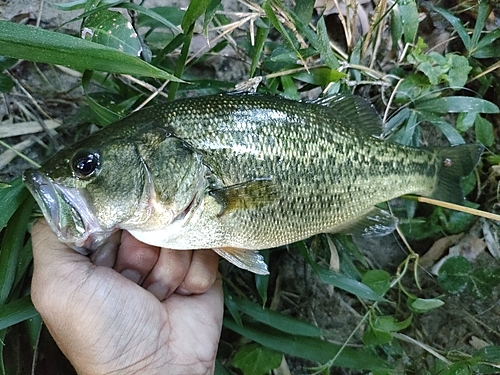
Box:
430;144;484;204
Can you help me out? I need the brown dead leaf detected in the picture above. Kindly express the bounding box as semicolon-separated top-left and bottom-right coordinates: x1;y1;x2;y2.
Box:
420;233;464;269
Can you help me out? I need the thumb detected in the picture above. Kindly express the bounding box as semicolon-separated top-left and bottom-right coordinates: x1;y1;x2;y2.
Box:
31;219;94;315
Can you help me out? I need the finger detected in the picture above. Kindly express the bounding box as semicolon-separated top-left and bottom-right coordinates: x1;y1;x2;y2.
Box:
142;249;193;301
176;250;219;295
114;231;160;284
89;230;121;267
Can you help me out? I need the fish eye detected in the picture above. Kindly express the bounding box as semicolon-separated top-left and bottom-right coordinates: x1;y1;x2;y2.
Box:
72;150;100;178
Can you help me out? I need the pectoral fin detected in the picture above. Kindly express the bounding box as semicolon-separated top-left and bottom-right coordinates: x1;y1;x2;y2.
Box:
336;207;398;237
214;247;269;275
209;178;277;217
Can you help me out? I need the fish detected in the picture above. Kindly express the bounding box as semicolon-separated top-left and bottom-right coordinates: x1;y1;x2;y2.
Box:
23;92;483;275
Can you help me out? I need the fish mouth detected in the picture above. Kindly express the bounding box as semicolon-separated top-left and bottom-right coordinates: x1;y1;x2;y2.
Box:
23;171;110;253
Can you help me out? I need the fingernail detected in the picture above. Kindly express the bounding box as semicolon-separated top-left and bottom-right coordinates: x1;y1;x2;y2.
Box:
91;242;118;267
175;286;191;296
147;282;168;301
121;269;141;284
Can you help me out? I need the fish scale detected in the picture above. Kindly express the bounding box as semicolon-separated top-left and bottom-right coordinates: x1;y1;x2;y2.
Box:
23;92;483;274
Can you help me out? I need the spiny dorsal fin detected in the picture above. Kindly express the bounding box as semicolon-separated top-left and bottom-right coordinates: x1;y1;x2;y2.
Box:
214;248;269;275
312;94;383;136
209;178;278;217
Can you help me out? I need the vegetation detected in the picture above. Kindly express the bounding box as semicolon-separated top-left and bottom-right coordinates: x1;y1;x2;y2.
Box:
1;0;500;373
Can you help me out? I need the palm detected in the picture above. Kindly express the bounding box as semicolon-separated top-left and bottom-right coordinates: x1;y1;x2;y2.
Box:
31;220;223;375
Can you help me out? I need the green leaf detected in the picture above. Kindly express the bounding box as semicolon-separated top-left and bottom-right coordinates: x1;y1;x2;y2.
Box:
135;5;183;31
475;116;494;147
474;345;500;363
294;0;315;23
232;343;282;375
0;21;181;81
437;256;470;294
292;67;346;86
0;295;38;331
298;242;384;301
0;73;14;93
249;20;270;77
374;315;412;332
434;7;470;50
255;251;269;305
397;0;419;44
417;112;464;146
416;97;499;114
181;0;211;32
408;297;444;313
446;54;471;88
0;196;33;305
468;268;500;299
203;0;222;35
362;325;393;346
362;270;391;296
224;318;389;371
316;17;340;69
390;6;403;47
439;361;472;375
0;179;28;231
51;0;118;11
231;297;323;337
456;112;477;132
263;1;303;62
82;9;143;57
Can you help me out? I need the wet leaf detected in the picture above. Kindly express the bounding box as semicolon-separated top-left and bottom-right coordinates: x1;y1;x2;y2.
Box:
232;343;282;375
437;256;470;294
416;96;499;114
82;9;143;57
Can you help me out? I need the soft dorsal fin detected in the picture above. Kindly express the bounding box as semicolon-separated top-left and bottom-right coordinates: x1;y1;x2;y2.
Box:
312;94;383;136
214;248;269;275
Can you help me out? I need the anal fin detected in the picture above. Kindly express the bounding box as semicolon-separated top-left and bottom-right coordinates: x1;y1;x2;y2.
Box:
214;247;269;275
336;207;398;237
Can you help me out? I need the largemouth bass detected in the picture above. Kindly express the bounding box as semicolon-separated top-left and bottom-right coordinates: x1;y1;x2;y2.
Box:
23;92;482;274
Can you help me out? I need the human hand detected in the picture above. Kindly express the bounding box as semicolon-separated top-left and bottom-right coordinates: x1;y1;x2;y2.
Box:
31;219;223;375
